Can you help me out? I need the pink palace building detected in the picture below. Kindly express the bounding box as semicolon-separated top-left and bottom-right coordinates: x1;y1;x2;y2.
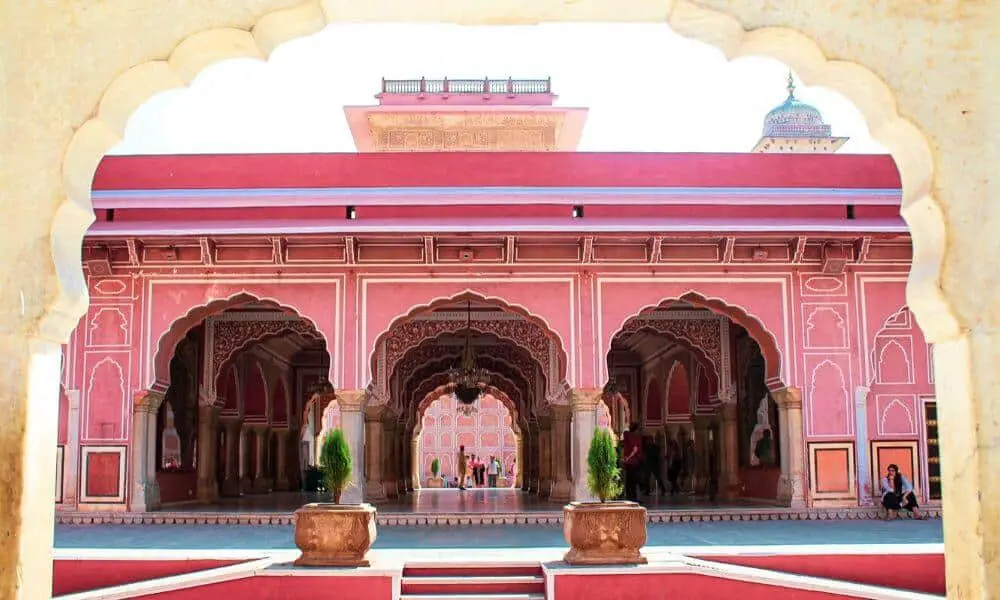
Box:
55;77;937;516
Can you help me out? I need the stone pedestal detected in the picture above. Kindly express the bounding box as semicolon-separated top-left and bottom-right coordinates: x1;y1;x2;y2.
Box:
773;387;806;508
336;390;367;504
196;404;219;502
549;405;573;501
571;389;604;502
130;390;165;511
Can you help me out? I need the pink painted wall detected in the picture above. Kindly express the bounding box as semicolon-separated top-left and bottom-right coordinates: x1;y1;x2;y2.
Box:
666;362;690;419
58;252;929;509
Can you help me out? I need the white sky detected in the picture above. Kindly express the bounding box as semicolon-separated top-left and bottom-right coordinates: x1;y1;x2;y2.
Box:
110;23;886;156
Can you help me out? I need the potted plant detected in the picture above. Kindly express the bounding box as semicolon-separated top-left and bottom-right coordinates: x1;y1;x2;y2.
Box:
426;457;444;488
294;428;377;567
563;428;648;565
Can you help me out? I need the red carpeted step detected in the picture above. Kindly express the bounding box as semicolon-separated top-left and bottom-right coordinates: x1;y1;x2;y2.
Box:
401;562;546;598
403;564;543;578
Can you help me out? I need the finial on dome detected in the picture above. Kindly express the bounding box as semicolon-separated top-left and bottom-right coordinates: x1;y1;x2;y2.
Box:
787;71;796;98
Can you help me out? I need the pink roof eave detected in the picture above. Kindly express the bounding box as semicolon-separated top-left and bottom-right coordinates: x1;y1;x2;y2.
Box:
84;216;910;238
90;186;902;210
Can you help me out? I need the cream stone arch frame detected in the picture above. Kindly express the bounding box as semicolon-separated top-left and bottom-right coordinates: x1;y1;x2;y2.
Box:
5;1;997;598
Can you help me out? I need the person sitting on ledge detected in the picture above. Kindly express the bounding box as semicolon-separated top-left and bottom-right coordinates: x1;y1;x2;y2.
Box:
880;464;922;520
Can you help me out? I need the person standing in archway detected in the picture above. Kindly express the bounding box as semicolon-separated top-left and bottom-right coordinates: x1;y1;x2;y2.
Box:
622;423;644;502
457;445;469;491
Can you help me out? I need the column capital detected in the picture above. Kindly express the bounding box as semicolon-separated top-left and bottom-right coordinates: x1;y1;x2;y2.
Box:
570;388;603;411
772;386;803;409
718;387;738;405
720;402;738;421
336;389;367;412
133;390;165;414
365;402;387;422
550;404;572;421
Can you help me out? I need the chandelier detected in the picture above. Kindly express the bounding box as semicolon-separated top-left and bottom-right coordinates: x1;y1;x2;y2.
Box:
448;300;491;416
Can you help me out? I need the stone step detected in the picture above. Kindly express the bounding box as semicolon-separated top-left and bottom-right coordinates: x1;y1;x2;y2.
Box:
401;575;545;596
399;595;544;600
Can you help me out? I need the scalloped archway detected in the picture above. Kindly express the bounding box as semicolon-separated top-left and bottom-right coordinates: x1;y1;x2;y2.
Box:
150;292;329;392
8;3;994;598
369;292;569;400
607;292;784;390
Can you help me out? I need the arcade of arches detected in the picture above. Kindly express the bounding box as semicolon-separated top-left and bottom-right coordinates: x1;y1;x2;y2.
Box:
58;288;935;513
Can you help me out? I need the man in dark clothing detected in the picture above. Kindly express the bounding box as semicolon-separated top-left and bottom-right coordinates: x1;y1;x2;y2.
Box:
622;423;644;502
644;436;667;496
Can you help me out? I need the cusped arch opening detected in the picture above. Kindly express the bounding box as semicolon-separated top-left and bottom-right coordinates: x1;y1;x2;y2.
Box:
369;291;569;393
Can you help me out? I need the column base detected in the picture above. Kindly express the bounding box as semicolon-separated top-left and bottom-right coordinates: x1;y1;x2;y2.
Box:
252;477;273;493
196;480;218;503
275;478;290;492
550;479;572;502
777;474;807;508
538;478;552;498
131;481;161;512
382;479;398;499
239;476;253;494
364;480;386;502
573;481;596;503
221;476;241;497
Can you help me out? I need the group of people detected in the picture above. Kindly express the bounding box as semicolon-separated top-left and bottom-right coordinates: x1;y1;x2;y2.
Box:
620;423;708;503
454;445;504;490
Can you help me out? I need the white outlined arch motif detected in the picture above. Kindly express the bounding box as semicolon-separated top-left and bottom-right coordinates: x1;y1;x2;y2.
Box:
604;292;783;391
150;292;330;393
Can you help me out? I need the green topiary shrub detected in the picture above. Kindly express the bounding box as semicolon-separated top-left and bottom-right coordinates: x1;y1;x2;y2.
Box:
587;428;623;502
431;458;440;477
320;428;353;503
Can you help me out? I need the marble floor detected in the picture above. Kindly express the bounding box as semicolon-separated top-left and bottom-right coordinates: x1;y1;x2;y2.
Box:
54;518;944;551
164;488;769;514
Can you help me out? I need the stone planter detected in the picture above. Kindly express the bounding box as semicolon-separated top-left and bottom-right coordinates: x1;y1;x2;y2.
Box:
294;503;378;567
425;476;444;488
562;501;648;565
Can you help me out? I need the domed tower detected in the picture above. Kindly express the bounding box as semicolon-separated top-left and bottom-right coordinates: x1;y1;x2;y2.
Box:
752;73;848;153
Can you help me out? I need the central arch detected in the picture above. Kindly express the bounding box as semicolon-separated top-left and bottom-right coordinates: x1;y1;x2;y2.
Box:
368;292;569;401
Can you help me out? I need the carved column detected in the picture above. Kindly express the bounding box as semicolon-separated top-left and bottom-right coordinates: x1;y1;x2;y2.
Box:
410;436;420;490
692;415;712;495
251;425;272;492
239;425;252;493
382;416;398;499
854;386;873;504
63;389;82;508
196;404;219;502
364;403;387;502
514;432;523;489
570;389;603;502
220;418;241;496
537;415;553;497
719;399;740;499
549;406;572;501
337;390;367;504
773;386;806;508
274;429;290;491
130;390;165;512
520;427;531;491
527;420;540;493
